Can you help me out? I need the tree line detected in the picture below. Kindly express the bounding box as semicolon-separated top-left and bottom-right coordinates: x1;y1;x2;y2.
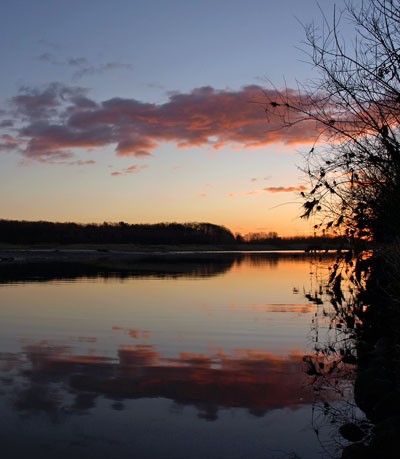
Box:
0;220;237;245
0;219;351;248
242;231;349;250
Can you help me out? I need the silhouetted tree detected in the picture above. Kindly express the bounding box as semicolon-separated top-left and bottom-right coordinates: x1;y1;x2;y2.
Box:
0;220;236;246
266;0;400;243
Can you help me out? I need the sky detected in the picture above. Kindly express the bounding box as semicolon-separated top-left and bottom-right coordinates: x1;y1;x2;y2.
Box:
0;0;351;237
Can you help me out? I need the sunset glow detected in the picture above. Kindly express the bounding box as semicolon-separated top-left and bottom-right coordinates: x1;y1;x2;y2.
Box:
0;0;349;235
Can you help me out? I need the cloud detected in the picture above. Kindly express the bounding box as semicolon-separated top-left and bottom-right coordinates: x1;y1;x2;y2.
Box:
263;185;308;193
37;52;62;64
38;39;62;50
2;83;318;164
228;190;264;198
251;176;271;182
0;134;23;152
73;61;133;79
12;82;88;120
111;164;148;176
0;120;14;128
72;159;96;166
38;53;133;79
67;57;89;67
228;185;308;198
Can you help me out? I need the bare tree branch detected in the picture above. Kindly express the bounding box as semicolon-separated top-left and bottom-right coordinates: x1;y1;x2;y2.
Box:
266;0;400;242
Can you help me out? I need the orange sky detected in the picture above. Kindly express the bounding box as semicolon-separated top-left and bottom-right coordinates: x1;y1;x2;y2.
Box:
0;0;350;236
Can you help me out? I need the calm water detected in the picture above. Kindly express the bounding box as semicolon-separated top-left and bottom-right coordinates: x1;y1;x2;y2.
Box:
0;253;349;458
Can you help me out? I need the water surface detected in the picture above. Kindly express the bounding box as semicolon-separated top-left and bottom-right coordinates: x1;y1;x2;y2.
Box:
0;253;345;458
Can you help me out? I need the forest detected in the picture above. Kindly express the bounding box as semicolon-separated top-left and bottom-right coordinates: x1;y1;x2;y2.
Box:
0;218;351;249
0;219;237;245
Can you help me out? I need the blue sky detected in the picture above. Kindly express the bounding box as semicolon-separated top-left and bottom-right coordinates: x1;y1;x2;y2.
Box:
0;0;349;236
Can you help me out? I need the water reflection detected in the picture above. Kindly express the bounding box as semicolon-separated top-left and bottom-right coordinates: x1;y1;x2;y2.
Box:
1;340;315;422
0;250;323;283
0;252;345;458
0;257;234;282
305;250;400;458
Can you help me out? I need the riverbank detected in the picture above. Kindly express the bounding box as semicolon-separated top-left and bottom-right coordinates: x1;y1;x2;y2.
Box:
0;244;335;262
0;239;352;254
0;244;342;267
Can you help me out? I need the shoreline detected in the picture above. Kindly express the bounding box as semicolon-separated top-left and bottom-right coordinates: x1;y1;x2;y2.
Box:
0;244;339;271
0;241;349;253
0;244;338;284
0;244;341;263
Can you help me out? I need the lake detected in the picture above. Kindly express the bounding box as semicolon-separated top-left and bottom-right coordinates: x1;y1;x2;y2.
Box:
0;252;353;458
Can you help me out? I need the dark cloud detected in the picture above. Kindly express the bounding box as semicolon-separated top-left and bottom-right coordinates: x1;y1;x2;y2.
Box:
12;83;88;120
0;120;14;128
2;83;317;164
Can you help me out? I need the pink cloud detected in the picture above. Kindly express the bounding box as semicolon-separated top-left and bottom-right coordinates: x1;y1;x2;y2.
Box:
229;185;308;197
111;164;148;176
2;83;318;164
0;134;24;151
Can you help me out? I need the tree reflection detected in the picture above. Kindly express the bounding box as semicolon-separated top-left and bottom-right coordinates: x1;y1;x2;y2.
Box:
0;251;320;284
304;249;400;458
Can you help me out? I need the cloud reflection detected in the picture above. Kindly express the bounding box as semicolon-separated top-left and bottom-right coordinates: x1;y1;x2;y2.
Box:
0;340;316;422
